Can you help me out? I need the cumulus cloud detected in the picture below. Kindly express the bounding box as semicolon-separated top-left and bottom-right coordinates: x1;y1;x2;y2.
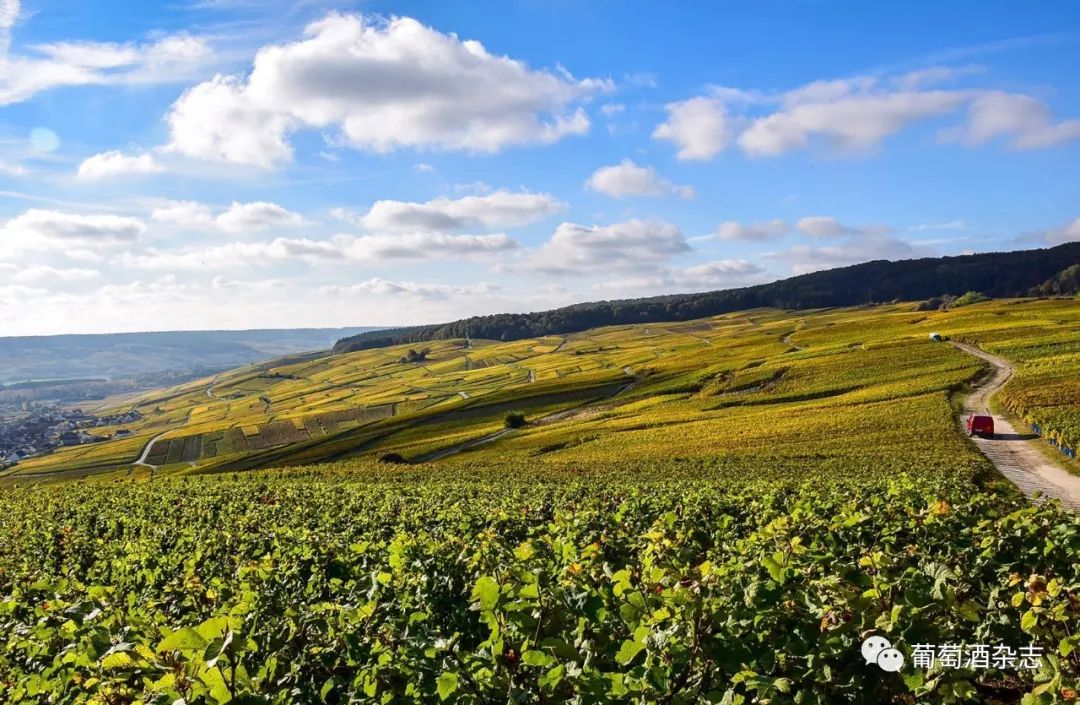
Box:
944;91;1080;149
0;209;145;254
166;75;294;168
76;151;162;179
321;277;498;300
531;219;690;274
796;216;894;238
165;13;609;167
738;85;964;156
122;231;518;270
716;219;788;241
358;190;565;232
653;69;1080;159
151;200;304;233
215;201;305;233
585;159;694;199
652;97;732;160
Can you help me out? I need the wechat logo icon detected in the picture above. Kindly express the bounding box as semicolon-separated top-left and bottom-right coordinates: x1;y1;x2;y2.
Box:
862;635;905;673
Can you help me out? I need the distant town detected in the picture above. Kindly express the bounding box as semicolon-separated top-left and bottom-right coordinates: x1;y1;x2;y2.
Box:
0;406;141;469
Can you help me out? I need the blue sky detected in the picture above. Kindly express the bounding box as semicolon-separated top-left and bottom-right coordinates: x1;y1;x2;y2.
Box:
0;0;1078;335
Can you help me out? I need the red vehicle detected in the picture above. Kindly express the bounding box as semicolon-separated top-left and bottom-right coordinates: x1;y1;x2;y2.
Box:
966;414;995;438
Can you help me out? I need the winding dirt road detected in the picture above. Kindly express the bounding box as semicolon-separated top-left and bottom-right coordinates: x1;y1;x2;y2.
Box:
952;342;1080;511
132;431;168;473
781;332;806;351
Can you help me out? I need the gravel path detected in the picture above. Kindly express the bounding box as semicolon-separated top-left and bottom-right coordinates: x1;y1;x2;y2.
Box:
953;342;1080;511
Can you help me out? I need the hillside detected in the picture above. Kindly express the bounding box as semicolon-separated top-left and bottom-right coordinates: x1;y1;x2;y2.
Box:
4;297;1080;703
7;297;1079;483
334;242;1080;352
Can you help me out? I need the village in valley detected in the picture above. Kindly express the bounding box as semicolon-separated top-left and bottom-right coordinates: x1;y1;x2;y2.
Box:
0;405;140;468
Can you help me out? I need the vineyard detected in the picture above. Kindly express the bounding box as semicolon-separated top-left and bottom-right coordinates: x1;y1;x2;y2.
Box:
2;298;1080;703
0;300;1062;481
2;462;1080;704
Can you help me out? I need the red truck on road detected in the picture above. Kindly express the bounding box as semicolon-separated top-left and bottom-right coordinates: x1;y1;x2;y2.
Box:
966;414;995;439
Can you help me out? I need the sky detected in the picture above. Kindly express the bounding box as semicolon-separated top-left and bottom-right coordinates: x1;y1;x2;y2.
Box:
0;0;1078;336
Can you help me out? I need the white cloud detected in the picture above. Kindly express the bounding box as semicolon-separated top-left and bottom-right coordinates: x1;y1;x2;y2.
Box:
767;234;932;274
76;151;162;180
12;265;100;284
892;65;982;91
122;231;519;270
151;200;215;228
215;201;305;233
652;97;732;160
345;232;519;262
1044;217;1080;245
716;219;788;241
596;259;766;294
0;0;18;40
796;216;894;238
121;239;341;270
944;91;1080;149
531;219;690;274
166;75;294;168
0;209;145;255
585;159;694;199
150;199;304;232
739;86;964;156
0;284;49;304
165;13;608;167
96;275;197;299
211;275;286;291
909;220;967;231
329;207;362;227
359;190;565;232
0;29;212;106
652;71;1080;159
321;277;498;300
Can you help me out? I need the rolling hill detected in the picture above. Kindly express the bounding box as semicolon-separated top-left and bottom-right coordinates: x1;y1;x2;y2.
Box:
334;242;1080;352
4;296;1080;703
7;296;1078;483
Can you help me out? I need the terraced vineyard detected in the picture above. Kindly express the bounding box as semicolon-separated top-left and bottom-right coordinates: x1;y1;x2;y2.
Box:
2;298;1080;703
